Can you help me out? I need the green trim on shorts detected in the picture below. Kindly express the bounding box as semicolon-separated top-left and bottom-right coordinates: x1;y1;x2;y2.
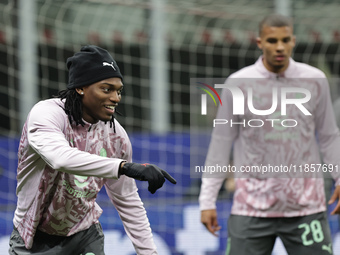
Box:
225;238;231;255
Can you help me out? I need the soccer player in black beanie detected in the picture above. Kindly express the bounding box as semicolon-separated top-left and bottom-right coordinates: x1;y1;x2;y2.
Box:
9;45;176;255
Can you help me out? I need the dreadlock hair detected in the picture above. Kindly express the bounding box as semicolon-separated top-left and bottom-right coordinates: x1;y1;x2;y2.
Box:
55;89;117;132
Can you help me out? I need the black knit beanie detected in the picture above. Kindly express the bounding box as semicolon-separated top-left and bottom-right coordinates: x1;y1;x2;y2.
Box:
66;45;123;89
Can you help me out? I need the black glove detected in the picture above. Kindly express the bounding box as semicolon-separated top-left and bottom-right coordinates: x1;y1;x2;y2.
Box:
120;163;177;194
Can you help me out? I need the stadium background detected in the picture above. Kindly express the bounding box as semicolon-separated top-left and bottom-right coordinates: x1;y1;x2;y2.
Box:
0;0;340;254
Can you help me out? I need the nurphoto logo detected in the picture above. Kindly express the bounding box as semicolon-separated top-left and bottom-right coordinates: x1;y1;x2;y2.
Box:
196;82;222;115
198;83;312;128
214;84;311;116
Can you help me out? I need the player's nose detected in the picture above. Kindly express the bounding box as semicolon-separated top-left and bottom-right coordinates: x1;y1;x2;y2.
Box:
110;91;121;102
276;41;284;51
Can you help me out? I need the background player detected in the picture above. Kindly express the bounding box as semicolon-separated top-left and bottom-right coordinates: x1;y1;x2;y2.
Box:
199;14;340;255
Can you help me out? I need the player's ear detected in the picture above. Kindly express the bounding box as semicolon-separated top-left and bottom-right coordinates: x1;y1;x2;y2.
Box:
75;88;84;96
256;37;262;50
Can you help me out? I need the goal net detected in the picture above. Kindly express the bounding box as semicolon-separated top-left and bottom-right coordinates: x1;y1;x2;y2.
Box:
0;0;340;254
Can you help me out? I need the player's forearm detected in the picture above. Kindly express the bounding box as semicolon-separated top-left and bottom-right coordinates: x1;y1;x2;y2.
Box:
28;130;123;179
199;177;225;210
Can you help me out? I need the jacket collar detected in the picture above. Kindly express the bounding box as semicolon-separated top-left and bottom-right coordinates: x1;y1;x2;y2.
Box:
81;118;100;132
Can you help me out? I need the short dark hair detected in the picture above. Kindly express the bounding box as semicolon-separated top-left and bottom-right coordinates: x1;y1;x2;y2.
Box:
259;14;293;36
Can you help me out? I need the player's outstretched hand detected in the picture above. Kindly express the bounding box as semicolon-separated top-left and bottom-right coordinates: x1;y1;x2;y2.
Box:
120;163;177;194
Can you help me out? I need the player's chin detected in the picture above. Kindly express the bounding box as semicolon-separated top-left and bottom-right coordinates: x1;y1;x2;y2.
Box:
273;63;285;69
100;114;114;122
